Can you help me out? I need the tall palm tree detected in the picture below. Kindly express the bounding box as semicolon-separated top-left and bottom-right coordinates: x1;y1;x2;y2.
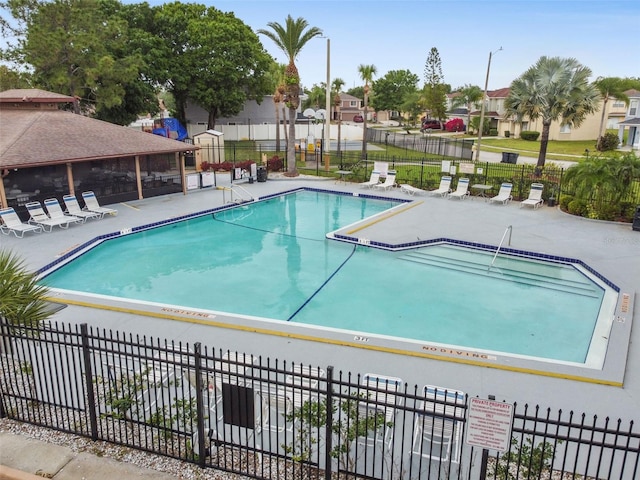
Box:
505;56;599;169
0;250;52;352
272;63;287;153
332;78;345;154
593;77;635;150
258;16;322;176
450;84;483;133
358;64;377;159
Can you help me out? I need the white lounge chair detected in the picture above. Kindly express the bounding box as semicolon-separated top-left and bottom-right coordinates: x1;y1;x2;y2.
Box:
82;191;118;217
373;161;389;178
400;184;426;196
360;171;381;188
489;182;513;205
412;385;466;463
372;171;397;191
428;176;452;197
357;373;403;450
448;178;470;200
63;194;101;221
520;183;544;209
26;201;75;231
0;207;43;237
44;198;83;225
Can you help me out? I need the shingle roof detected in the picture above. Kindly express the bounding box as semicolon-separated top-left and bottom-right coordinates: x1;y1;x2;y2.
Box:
0;88;76;103
1;99;194;169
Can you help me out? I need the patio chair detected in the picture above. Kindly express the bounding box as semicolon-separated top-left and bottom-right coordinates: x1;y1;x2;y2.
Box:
448;178;470;200
520;183;544;209
373;161;389;178
359;171;381;188
63;194;102;221
412;385;466;464
82;191;118;217
357;373;404;450
26;201;76;232
44;198;84;225
400;184;426;196
372;171;397;191
489;182;513;205
427;176;452;197
0;207;43;237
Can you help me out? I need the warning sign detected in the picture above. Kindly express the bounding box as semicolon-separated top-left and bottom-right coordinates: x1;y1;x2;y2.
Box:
465;397;514;452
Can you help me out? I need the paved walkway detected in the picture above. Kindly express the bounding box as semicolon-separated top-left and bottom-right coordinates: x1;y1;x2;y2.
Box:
1;171;638;479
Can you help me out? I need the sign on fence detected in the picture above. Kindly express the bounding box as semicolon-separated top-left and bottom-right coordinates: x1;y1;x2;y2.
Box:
465;397;514;452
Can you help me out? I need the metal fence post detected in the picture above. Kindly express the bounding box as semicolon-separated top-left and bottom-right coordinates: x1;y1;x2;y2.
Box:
80;323;99;441
193;342;207;468
324;365;334;480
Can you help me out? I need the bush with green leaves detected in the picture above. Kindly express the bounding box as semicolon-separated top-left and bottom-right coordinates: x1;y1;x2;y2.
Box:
491;436;558;480
520;130;540;141
597;132;620;151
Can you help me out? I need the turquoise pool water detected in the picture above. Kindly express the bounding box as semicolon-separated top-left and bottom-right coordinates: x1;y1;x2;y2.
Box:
41;190;611;364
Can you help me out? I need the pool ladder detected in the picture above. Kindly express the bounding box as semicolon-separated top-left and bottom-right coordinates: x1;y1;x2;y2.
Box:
489;225;512;271
217;185;254;204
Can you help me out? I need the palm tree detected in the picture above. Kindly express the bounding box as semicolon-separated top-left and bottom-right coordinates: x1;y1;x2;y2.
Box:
258;16;322;176
505;56;600;169
358;64;377;159
272;63;287;153
332;77;345;154
450;84;483;134
0;250;52;351
593;77;636;150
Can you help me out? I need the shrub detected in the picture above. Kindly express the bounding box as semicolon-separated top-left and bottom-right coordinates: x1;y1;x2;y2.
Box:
567;199;588;216
520;131;540;141
559;194;573;210
267;155;283;172
445;118;465;132
597;132;620;151
489;128;498;136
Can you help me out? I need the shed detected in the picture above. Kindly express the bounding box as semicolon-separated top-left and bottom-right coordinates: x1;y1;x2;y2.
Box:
193;130;225;168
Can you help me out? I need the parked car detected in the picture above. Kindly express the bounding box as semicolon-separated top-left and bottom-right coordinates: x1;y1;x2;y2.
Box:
420;119;442;132
353;114;364;123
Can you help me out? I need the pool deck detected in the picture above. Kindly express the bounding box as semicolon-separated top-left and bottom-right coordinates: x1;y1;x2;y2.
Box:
2;172;638;424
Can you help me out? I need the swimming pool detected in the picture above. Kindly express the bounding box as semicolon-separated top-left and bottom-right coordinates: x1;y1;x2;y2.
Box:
40;189;618;370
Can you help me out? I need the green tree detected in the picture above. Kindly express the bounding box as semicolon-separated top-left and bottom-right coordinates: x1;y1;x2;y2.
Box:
270;63;287;152
371;69;419;119
422;47;447;122
0;65;32;90
7;0;156;124
0;250;52;331
358;63;377;159
259;15;323;176
186;9;273;129
593;77;640;150
450;84;483;133
505;56;600;168
332;77;345;153
346;85;364;99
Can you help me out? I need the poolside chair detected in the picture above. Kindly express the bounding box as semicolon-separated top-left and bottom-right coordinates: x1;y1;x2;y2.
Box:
26;201;76;231
400;184;426;196
520;183;544;209
489;182;513;205
357;373;403;451
373;161;389;178
427;176;452;197
44;198;84;225
82;191;118;217
412;385;466;464
0;207;43;237
359;171;381;188
448;178;470;199
63;194;101;222
372;170;397;191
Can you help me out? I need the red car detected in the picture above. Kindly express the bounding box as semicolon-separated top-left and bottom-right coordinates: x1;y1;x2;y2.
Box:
420;119;442;131
353;114;364;123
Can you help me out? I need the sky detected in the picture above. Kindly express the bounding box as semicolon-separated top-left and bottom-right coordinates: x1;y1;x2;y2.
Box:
163;0;640;92
4;0;639;93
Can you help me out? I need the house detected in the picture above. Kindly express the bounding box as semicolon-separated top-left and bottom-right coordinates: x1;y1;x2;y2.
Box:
617;89;640;150
0;89;194;218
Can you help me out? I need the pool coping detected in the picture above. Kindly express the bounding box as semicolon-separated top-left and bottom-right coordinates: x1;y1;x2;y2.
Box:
38;187;634;387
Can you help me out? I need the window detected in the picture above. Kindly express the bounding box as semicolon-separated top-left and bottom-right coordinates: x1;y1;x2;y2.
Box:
349;100;358;107
560;124;571;134
630;101;638;116
613;101;626;108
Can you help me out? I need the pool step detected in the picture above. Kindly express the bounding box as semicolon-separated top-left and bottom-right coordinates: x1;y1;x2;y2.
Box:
399;249;601;298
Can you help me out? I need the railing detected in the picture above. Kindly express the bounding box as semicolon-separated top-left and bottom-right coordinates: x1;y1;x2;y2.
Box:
1;319;638;480
489;225;512;271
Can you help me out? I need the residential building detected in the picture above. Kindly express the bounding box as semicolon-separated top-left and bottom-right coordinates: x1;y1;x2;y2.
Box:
617;89;640;150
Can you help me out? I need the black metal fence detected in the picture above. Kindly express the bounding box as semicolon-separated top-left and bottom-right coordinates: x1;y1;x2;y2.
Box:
1;319;638;480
